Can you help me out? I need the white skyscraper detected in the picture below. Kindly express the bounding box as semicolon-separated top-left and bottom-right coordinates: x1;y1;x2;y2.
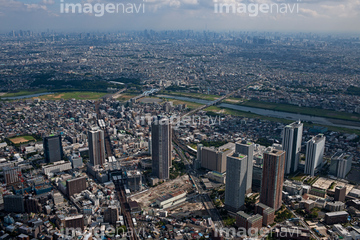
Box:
235;140;254;193
304;134;326;176
225;153;249;211
282;121;303;174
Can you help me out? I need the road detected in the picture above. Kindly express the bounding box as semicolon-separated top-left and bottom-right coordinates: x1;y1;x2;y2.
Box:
110;88;128;99
286;206;320;240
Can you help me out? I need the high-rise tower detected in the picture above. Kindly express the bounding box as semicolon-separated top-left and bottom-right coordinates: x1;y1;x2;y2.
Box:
282;121;303;174
260;147;286;211
151;117;172;180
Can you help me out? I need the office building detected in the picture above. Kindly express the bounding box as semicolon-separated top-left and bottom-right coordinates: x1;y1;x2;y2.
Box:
66;176;87;197
43;135;63;163
225;152;252;211
325;211;348;225
69;153;83;169
329;152;353;179
151;117;172;180
24;196;41;213
104;206;119;224
52;192;64;205
3;166;21;184
334;186;346;202
235;140;254;193
57;214;85;230
88;129;106;166
42;160;72;176
304;134;325;176
325;201;345;212
282;121;303;174
260;147;286;211
200;142;235;173
4;195;24;213
127;170;142;191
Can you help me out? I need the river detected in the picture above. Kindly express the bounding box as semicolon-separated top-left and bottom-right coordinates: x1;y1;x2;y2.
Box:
158;95;360;130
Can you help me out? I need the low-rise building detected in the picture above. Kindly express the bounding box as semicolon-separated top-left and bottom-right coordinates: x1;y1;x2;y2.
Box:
235;211;263;236
42;161;72;176
255;203;275;226
325;201;345;212
155;190;186;209
325;211;348;225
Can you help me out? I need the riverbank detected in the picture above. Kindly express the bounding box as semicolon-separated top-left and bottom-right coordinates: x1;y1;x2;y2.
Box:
239;100;360;123
157;94;360;132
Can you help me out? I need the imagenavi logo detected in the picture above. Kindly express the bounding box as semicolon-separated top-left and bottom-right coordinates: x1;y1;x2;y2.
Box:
214;0;301;17
60;0;146;17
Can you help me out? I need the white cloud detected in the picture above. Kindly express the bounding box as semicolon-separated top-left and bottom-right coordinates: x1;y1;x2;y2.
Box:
42;0;55;5
299;8;325;18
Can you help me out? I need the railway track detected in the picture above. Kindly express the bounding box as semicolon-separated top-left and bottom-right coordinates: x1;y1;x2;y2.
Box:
96;101;138;240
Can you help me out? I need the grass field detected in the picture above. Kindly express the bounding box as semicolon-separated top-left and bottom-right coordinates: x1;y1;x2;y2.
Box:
38;92;107;100
224;97;244;103
239;100;360;122
9;135;35;144
168;99;202;109
2;89;48;98
289;173;307;182
159;91;220;101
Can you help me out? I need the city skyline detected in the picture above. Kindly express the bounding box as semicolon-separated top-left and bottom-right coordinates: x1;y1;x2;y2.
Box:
0;3;359;238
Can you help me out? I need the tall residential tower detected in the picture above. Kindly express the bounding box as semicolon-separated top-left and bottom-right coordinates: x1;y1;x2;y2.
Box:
225;141;254;211
304;134;326;176
260;147;286;211
151;117;172;180
235;140;254;193
88;129;106;166
282;121;303;174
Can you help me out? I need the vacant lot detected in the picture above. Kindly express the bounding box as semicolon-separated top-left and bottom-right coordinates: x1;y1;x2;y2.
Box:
140;97;162;103
116;93;138;102
9;135;35;144
131;175;192;211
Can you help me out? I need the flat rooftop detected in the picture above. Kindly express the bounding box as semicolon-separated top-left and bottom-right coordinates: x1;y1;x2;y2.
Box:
325;211;348;217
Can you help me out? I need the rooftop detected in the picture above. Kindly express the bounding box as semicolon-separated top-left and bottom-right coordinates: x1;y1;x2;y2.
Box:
325;211;348;217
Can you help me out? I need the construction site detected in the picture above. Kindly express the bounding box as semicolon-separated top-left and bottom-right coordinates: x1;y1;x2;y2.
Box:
129;175;206;218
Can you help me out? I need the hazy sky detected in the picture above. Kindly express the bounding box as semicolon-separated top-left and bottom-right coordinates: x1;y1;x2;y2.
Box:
0;0;359;33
